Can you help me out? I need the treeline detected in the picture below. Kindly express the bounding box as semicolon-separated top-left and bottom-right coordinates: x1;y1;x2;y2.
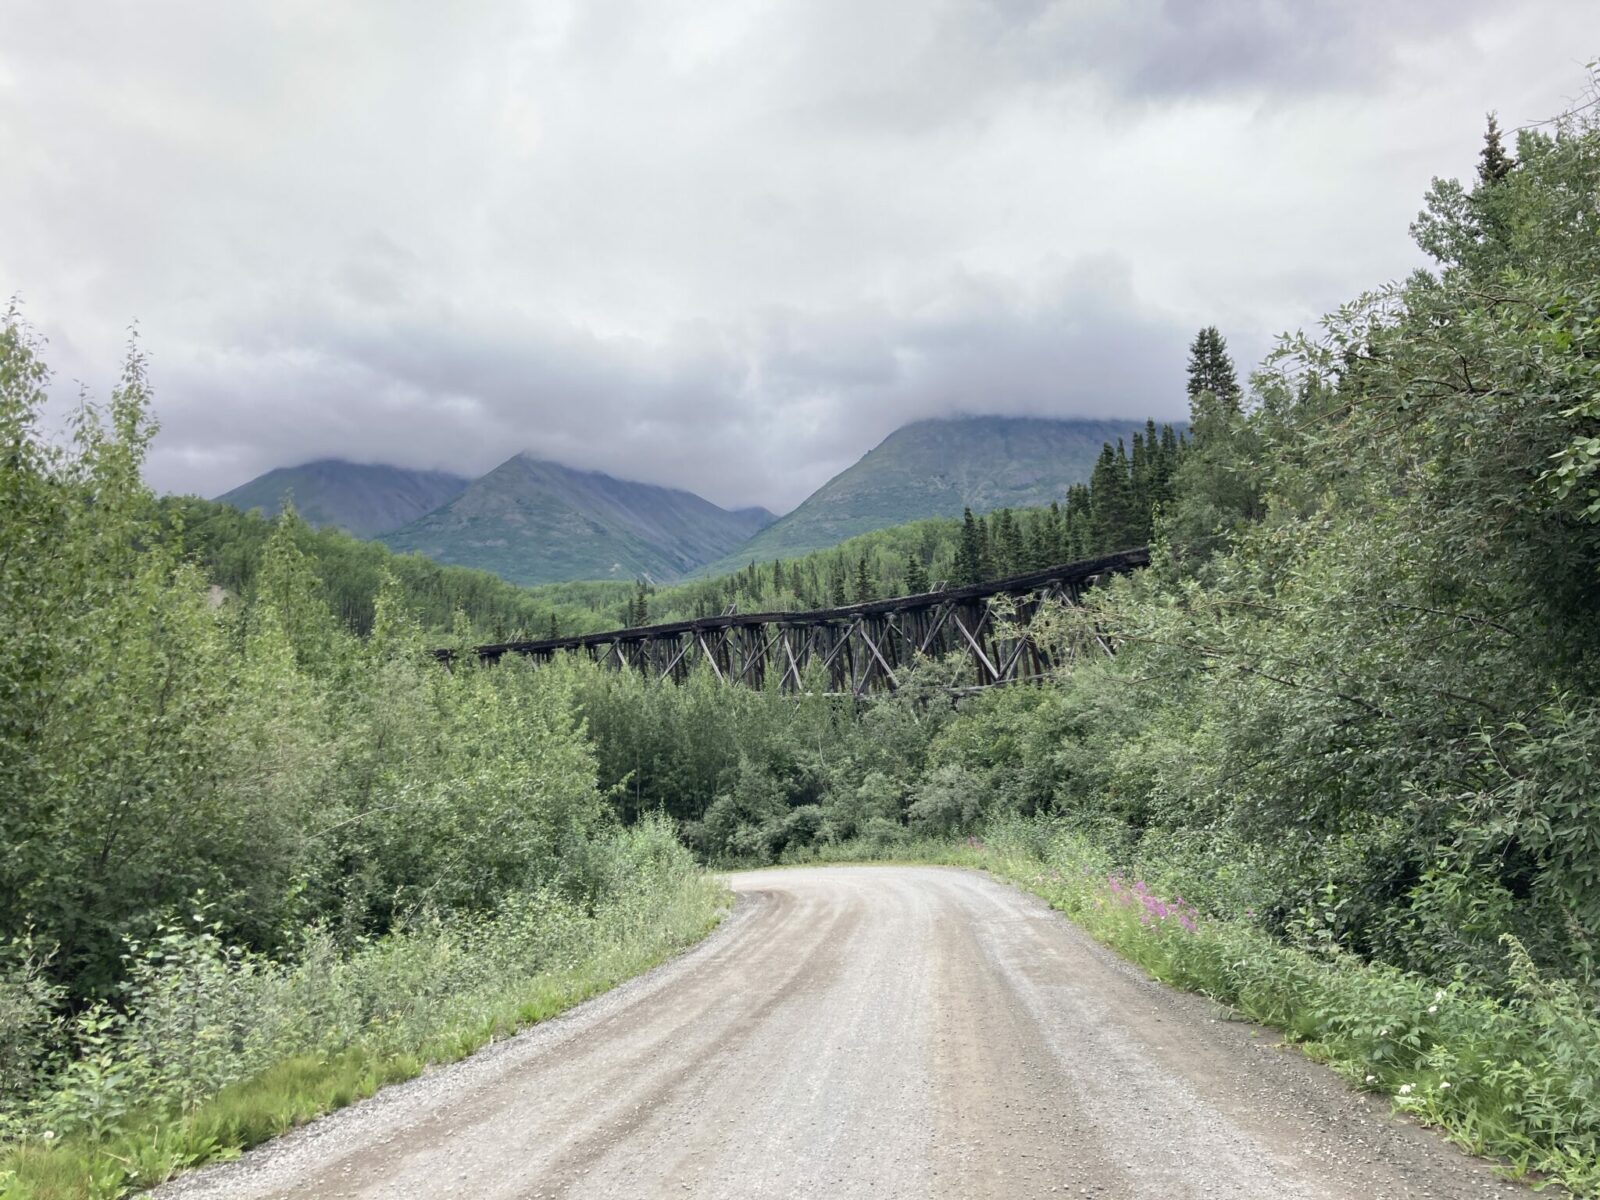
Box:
160;494;610;641
565;107;1600;1002
542;414;1188;628
0;325;718;1182
176;416;1189;642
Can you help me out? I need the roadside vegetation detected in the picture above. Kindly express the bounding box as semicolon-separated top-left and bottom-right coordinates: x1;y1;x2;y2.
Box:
3;89;1599;1199
554;104;1600;1193
0;335;724;1197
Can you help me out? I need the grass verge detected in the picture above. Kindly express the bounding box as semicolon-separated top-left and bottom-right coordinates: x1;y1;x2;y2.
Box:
0;871;728;1200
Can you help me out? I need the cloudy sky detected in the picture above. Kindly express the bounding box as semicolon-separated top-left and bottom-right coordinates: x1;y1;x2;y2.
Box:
2;2;1592;512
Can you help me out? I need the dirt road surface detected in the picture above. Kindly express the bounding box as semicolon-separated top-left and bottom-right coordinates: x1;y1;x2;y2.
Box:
154;866;1524;1199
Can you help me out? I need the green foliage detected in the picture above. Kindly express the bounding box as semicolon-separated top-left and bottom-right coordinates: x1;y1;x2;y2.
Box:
6;71;1600;1200
377;454;771;586
0;824;723;1198
161;494;605;641
698;415;1167;570
1478;113;1516;187
533;455;1177;627
556;84;1600;1191
0;320;727;1195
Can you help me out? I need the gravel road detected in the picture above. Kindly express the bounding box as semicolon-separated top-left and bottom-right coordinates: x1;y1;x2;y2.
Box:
153;866;1526;1199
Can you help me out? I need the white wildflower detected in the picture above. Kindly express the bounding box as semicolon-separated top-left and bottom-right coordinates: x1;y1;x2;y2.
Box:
1427;1004;1438;1013
41;1131;55;1141
1398;1083;1413;1096
1439;1081;1451;1090
1365;1075;1376;1083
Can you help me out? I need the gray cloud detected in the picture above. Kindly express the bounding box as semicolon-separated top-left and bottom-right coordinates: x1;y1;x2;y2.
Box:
1018;0;1504;101
0;1;1590;512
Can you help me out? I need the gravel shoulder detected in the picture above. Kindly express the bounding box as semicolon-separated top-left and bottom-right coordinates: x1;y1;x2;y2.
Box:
150;865;1528;1199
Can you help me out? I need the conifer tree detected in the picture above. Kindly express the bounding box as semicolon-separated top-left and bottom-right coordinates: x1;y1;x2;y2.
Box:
853;555;876;603
1159;421;1180;468
955;507;984;584
1186;326;1241;413
1130;431;1149;508
1002;508;1025;574
1063;485;1092;558
1089;440;1139;552
830;565;848;607
1478;112;1515;186
1022;511;1050;570
626;579;650;627
905;552;930;594
1066;507;1091;560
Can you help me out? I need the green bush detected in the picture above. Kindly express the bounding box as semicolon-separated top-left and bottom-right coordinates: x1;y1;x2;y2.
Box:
0;821;724;1197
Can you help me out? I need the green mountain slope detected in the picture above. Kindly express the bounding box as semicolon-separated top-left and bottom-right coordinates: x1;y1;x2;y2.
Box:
379;454;775;585
215;460;469;538
698;415;1168;574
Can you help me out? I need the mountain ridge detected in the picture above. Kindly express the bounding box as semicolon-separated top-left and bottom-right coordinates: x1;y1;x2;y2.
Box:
214;459;470;538
697;414;1176;574
379;454;774;586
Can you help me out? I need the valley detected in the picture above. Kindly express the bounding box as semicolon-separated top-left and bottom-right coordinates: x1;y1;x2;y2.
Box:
213;415;1179;590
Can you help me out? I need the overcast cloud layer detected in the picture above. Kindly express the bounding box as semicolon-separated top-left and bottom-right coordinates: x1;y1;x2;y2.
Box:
1;2;1592;511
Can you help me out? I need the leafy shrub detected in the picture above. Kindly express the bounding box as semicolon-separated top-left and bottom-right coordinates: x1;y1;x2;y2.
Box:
0;944;61;1139
1;821;722;1190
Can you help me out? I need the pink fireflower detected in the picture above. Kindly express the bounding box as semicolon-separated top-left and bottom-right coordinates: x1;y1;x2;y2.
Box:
1104;875;1200;934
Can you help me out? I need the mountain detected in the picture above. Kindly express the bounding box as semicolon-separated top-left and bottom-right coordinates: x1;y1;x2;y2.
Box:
379;455;775;585
699;415;1173;572
215;460;470;538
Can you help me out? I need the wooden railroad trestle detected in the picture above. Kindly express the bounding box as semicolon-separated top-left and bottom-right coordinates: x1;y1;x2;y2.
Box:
441;549;1149;696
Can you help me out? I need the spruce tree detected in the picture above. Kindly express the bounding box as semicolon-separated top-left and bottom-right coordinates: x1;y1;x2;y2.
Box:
995;508;1024;575
905;552;930;594
1023;510;1050;570
627;580;650;627
1089;440;1139;552
1186;326;1242;413
1478;112;1515;186
1066;508;1091;560
1046;501;1065;563
1063;485;1091;557
956;507;984;584
830;566;848;607
1130;431;1149;506
854;555;876;603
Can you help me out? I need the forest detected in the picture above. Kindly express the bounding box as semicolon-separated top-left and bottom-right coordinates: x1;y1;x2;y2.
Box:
532;415;1184;629
2;104;1600;1197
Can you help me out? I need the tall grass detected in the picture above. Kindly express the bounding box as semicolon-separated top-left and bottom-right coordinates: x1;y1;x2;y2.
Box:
0;821;727;1200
